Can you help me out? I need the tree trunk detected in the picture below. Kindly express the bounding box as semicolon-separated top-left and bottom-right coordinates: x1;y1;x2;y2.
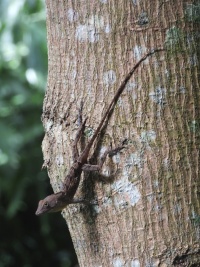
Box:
42;0;200;266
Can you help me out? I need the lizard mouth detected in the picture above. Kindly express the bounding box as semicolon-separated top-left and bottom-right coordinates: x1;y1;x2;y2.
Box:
35;210;42;216
35;209;49;216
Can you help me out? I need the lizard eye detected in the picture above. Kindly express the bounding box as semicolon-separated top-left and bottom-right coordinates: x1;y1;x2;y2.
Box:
44;202;49;207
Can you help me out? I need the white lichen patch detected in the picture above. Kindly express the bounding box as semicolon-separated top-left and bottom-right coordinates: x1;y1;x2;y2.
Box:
54;124;65;145
190;120;198;132
116;97;123;107
45;119;54;132
132;0;139;5
104;23;111;33
131;259;140;267
133;45;147;61
70;69;77;80
125;153;143;169
99;0;108;3
113;257;124;267
179;86;186;94
102;196;113;207
153;180;159;188
149;86;166;105
140;130;156;144
125;81;137;92
147;194;154;203
173;203;182;214
113;197;129;210
76;24;97;42
55;154;64;166
101;168;111;177
75;15;110;43
92;204;102;214
162;157;170;170
112;153;121;164
111;176;141;207
99;146;107;157
67;8;79;22
88;14;105;28
103;70;116;86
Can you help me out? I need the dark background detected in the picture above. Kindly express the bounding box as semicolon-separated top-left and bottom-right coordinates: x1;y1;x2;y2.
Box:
0;1;77;266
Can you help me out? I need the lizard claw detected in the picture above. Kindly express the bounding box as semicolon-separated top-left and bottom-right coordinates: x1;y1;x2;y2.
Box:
108;138;128;157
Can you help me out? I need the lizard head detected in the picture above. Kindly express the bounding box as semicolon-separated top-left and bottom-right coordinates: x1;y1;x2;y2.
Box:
35;192;68;216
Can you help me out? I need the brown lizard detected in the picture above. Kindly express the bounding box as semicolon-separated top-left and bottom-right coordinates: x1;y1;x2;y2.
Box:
35;48;164;216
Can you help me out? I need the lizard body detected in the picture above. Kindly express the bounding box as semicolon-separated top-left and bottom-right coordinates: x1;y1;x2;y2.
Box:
35;49;164;216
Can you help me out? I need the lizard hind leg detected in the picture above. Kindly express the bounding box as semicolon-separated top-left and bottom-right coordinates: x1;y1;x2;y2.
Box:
82;139;127;178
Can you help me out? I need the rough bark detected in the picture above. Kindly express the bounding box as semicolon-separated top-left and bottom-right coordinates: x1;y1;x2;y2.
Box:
42;0;200;266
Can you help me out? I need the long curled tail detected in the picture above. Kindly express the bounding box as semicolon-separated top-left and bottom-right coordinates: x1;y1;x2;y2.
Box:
81;48;164;161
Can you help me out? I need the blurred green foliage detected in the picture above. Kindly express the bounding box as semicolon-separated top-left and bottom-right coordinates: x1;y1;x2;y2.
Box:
0;1;77;266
